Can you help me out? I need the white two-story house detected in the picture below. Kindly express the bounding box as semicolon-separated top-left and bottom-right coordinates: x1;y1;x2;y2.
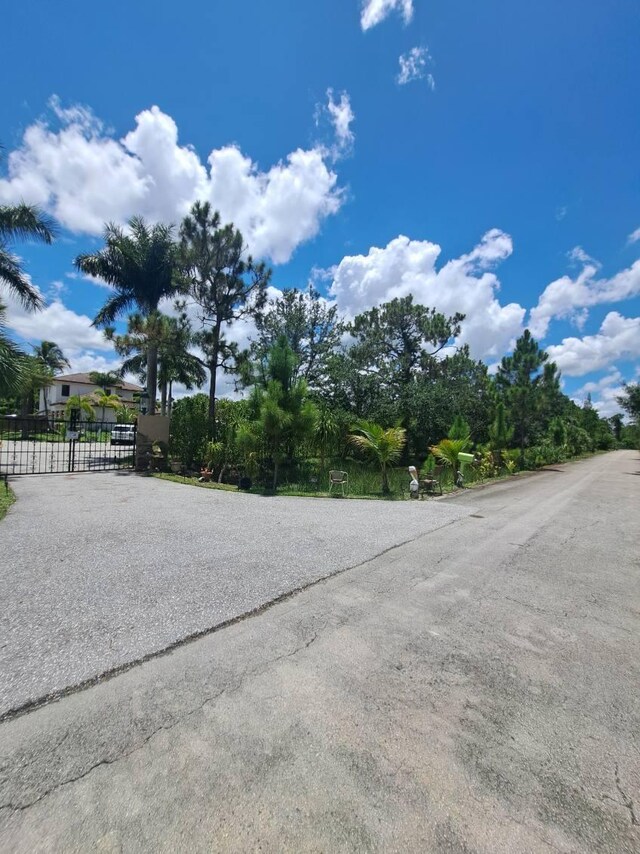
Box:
39;373;142;423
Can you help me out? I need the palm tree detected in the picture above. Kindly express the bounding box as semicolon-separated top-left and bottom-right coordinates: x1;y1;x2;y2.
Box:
88;371;121;392
108;311;205;416
33;340;70;417
1;203;56;309
92;389;122;422
65;394;95;424
74;217;181;415
429;438;470;484
349;420;407;494
0;301;26;398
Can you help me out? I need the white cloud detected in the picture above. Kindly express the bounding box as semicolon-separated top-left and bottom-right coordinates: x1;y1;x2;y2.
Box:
0;99;346;265
325;89;355;156
546;312;640;377
329;229;525;360
628;226;640;244
6;290;110;353
529;258;640;338
397;47;434;87
567;246;600;268
361;0;413;30
572;372;625;419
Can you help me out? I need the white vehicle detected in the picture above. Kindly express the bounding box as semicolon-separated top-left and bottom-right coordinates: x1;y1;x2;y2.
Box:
110;424;136;446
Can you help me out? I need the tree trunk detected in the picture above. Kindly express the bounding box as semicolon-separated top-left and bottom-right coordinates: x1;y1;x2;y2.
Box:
168;380;173;416
272;458;279;492
208;323;222;438
381;463;390;495
160;379;167;417
146;343;158;415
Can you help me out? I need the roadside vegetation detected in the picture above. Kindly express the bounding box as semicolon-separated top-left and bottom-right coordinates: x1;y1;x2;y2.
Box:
0;483;15;520
1;195;638;500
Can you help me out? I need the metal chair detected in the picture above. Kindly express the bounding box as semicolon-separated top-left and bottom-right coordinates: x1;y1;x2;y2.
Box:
419;465;444;497
329;470;348;495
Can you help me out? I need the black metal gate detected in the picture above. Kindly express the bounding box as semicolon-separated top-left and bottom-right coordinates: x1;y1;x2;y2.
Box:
0;415;136;475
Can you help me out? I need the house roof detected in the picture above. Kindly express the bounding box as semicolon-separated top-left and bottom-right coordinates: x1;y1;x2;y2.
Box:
52;373;142;392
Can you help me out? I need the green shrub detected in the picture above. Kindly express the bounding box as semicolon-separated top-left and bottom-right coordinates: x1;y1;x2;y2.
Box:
169;394;211;468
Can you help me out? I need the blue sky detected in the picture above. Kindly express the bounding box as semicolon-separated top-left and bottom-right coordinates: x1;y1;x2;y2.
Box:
2;0;639;414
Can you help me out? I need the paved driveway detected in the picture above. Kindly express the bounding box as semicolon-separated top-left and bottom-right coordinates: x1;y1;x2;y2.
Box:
0;451;637;852
0;472;470;717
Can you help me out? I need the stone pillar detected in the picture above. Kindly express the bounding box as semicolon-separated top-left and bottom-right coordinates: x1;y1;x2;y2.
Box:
135;415;170;471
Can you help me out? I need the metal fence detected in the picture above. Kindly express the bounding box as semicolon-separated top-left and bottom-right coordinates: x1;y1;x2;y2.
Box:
0;415;136;475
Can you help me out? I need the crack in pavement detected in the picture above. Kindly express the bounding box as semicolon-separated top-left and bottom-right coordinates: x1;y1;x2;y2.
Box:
614;763;639;826
0;631;322;815
0;521;457;726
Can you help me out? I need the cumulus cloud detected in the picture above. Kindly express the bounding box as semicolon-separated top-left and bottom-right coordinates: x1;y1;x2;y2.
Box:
628;226;640;244
329;229;525;360
397;47;434;87
546;312;640;377
529;258;640;338
5;287;110;354
572;372;625;419
360;0;413;30
0;99;346;265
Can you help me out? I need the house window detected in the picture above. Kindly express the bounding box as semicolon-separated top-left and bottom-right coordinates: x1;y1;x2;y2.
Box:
61;384;70;397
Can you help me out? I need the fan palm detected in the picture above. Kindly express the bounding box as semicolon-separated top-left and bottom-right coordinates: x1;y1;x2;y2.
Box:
0;203;56;310
74;217;181;414
349;420;406;494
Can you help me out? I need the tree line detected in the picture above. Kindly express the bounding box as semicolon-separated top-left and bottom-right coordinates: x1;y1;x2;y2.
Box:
1;197;639;493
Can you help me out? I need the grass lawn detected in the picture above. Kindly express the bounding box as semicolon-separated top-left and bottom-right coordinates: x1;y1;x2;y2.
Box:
0;484;16;521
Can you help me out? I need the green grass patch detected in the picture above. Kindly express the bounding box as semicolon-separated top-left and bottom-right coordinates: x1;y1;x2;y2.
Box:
0;484;16;521
153;472;239;492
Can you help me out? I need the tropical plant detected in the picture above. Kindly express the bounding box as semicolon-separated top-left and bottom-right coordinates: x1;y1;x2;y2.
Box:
92;389;121;421
349;420;407;494
429;437;471;484
169;393;211;468
65;394;95;423
314;404;340;472
107;311;205;415
238;336;317;491
75;217;181;415
115;404;136;424
179;201;271;430
88;371;120;392
33;340;70;416
0;202;56;309
0;301;26;398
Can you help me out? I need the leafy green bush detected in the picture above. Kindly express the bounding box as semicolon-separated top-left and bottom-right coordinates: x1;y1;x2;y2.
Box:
169;394;211;468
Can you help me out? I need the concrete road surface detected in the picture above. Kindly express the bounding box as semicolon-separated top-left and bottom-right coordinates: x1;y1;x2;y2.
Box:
0;450;638;852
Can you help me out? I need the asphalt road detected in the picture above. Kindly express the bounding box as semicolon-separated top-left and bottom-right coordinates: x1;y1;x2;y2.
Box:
0;451;638;852
0;471;469;716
